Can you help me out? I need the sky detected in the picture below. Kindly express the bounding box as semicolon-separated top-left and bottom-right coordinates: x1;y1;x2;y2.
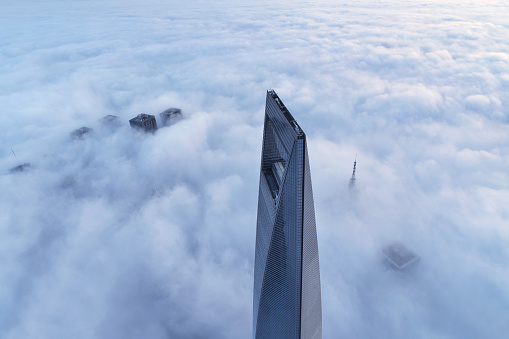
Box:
1;0;508;338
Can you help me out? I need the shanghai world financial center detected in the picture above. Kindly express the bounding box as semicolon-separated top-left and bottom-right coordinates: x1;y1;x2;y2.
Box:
253;90;322;339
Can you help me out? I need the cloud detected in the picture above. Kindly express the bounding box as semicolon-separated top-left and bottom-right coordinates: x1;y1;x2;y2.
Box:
1;0;509;338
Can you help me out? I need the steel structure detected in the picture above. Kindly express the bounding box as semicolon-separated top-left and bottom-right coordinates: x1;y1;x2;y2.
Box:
349;155;357;188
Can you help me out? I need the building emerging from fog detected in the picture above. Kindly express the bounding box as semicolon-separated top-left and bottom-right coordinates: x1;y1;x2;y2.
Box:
129;113;157;133
382;243;420;270
253;90;322;339
100;114;122;130
70;126;93;140
159;107;182;126
9;163;30;173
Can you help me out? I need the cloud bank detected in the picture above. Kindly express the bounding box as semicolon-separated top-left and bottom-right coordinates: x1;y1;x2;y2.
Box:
1;0;508;338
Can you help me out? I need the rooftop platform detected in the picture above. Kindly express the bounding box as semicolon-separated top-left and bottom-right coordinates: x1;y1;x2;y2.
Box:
129;113;157;133
100;115;121;130
382;243;420;270
9;163;31;173
159;108;182;126
267;89;303;136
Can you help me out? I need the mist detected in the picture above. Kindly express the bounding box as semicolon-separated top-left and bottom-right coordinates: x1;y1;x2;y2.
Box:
1;1;508;338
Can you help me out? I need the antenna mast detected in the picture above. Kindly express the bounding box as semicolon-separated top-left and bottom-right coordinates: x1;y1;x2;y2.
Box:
11;148;19;164
349;154;357;188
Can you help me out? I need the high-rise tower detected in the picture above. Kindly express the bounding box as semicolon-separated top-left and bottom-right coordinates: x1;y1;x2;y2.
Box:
253;90;322;339
129;113;157;133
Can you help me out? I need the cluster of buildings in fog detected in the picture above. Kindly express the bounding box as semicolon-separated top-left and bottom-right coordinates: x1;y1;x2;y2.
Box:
8;107;183;173
70;107;182;140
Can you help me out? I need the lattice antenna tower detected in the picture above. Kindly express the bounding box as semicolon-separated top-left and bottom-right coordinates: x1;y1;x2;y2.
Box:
349;154;357;188
11;148;19;164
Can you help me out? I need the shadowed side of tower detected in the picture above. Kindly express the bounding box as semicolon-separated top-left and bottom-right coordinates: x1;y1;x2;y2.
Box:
253;90;322;339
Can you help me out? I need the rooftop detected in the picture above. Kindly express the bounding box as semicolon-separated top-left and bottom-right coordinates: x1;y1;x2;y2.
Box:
100;115;121;128
268;89;303;136
129;113;157;132
382;243;420;270
9;163;31;173
160;108;182;115
160;108;182;126
71;127;93;139
130;113;154;122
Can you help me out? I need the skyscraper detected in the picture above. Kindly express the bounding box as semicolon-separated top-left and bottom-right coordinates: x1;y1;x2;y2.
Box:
253;90;322;339
159;108;182;126
129;113;157;133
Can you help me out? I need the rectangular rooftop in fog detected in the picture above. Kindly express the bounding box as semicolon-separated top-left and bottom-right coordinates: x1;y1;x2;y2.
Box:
100;115;121;130
159;108;182;126
9;163;31;173
70;126;93;140
129;113;157;133
382;243;420;270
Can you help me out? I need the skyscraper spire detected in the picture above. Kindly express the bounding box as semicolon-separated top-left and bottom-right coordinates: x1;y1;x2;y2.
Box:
349;154;357;188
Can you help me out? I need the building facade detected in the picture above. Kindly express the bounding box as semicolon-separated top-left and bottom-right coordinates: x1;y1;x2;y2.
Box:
253;90;322;339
